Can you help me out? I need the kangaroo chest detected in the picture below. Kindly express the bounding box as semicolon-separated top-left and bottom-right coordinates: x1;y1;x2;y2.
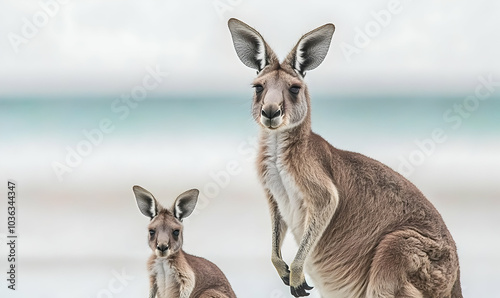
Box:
152;259;181;298
260;133;307;242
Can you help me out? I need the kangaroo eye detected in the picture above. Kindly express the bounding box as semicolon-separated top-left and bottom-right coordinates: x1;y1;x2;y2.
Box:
254;85;264;93
289;86;300;94
149;230;155;236
173;230;180;237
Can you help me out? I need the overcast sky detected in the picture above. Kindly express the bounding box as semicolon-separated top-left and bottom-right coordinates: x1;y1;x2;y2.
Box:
1;0;499;96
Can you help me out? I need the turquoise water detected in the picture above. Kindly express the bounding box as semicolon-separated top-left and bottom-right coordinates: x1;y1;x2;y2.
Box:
1;95;499;141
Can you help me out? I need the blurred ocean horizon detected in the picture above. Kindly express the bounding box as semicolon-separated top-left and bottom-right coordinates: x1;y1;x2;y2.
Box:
2;94;499;185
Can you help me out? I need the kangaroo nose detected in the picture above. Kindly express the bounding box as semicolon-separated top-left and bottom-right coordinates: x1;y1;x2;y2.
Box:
157;244;168;252
261;104;282;119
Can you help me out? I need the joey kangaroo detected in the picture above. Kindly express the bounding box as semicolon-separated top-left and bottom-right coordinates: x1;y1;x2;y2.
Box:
228;18;461;298
133;186;236;298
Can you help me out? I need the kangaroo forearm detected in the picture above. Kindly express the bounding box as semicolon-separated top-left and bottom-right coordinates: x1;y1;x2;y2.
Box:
293;201;337;267
269;199;288;258
272;218;287;257
269;195;291;283
149;283;157;298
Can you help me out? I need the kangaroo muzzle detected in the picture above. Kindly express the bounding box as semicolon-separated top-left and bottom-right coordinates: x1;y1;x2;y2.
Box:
261;103;283;129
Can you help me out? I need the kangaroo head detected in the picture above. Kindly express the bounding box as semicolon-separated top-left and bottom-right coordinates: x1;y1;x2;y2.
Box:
133;186;199;258
228;18;335;131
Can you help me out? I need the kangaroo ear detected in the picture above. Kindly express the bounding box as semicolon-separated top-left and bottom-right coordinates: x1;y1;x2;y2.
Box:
228;18;278;73
286;23;335;77
133;185;160;219
173;189;199;221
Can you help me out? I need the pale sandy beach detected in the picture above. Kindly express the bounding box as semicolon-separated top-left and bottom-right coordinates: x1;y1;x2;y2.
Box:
1;128;499;297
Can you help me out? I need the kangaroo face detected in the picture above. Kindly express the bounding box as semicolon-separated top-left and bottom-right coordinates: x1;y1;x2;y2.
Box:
228;18;332;132
252;68;308;131
133;186;199;258
147;210;183;258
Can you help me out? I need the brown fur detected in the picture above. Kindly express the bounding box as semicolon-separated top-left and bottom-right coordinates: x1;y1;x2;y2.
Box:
228;19;462;298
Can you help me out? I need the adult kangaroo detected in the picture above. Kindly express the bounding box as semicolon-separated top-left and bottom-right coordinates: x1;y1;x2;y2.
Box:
228;18;461;298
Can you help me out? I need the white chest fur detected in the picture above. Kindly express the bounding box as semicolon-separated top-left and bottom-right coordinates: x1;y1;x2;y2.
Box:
261;132;307;243
152;259;179;298
152;257;196;298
